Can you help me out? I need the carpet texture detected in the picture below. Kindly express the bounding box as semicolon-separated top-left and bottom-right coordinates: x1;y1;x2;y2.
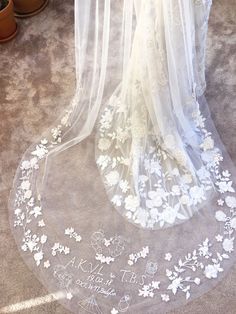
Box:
0;0;236;313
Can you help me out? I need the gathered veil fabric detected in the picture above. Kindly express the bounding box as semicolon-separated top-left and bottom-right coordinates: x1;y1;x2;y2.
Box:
9;0;236;313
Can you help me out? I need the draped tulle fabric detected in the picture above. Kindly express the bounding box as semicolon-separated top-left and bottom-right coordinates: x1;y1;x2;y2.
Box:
9;1;236;313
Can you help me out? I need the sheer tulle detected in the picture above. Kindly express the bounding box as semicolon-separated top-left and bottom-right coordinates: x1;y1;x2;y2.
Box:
9;0;236;313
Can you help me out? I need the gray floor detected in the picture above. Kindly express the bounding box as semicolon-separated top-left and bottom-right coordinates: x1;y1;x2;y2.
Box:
0;0;236;313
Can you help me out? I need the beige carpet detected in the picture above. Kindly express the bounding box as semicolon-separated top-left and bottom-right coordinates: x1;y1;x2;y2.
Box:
0;0;236;313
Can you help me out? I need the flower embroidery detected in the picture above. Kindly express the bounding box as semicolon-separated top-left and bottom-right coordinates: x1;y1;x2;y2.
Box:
138;281;160;298
11;79;236;309
204;263;223;279
96;155;111;170
230;218;236;230
51;243;70;256
95;253;115;264
111;195;122;207
161;294;170;302
200;136;214;151
31;144;48;159
65;227;82;242
128;246;149;265
215;210;227;222
98;138;111;151
146;190;164;208
222;238;234;253
225;196;236;209
215;234;223;242
159;204;186;226
34;251;44;266
106;171;120;186
119;180;130;193
189;186;206;205
30;206;42;218
125;195;140;212
165;253;172;261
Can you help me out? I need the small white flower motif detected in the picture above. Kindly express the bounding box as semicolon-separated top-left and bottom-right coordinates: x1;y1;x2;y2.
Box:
31;144;48;159
95;253;114;264
194;278;201;285
66;292;73;300
230;218;236;230
20;180;31;190
161;294;170;302
105;171;120;186
189;186;206;205
65;227;82;242
167;277;183;295
38;219;45;227
111;308;119;314
119;180;130;193
222;238;234;253
165;253;172;261
27;197;35;207
100;109;113;129
111;195;122;207
128;246;149;265
201;136;214;151
197;167;211;181
171;185;181;196
125;195;140;212
51;127;62;142
182;173;193;184
204;263;223;279
52;243;70;256
180;194;191;205
151;281;160;289
98;138;111;151
21;160;31;170
34;251;44;266
30;157;39;169
44;260;51;268
139;282;158;298
31;206;42;218
41;138;48;145
104;238;112;247
64;247;70;255
61;113;70;126
96;155;111;170
159;204;186;226
222;170;231;177
217;199;224;206
217;181;235;194
133;207;149;228
198;238;211;258
215;234;223;242
215;210;227;222
172;168;180;176
174;149;187;166
14;208;22;215
146;190;163;208
40;235;47;244
225;196;236;209
24;190;32;199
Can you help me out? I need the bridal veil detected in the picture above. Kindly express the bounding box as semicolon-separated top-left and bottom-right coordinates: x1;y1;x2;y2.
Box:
9;0;236;313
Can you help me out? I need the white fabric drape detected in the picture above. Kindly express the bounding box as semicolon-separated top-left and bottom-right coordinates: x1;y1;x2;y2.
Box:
9;1;236;313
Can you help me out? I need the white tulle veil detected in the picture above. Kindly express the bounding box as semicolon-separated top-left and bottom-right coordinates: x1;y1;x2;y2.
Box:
9;0;236;313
